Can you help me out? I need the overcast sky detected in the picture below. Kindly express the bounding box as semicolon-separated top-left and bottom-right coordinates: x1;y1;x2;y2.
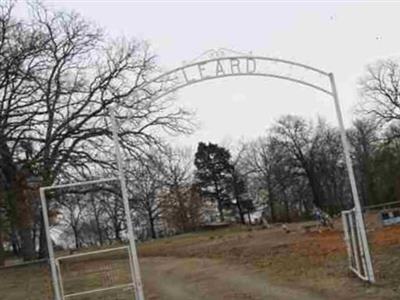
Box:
18;1;400;147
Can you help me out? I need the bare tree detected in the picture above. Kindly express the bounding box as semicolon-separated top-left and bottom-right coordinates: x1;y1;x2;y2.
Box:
101;192;126;242
157;147;193;191
128;160;164;239
312;120;349;211
242;136;299;222
55;190;87;249
0;2;194;258
0;1;49;260
271;115;325;208
356;59;400;205
157;147;202;232
242;116;349;221
359;59;400;128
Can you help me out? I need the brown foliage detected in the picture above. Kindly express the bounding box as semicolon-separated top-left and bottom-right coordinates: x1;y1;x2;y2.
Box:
160;185;205;233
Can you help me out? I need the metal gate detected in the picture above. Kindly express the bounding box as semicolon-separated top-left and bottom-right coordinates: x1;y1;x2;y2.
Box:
55;246;136;299
342;208;375;282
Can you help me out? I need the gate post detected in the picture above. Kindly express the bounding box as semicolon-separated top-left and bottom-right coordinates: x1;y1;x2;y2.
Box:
329;73;375;283
110;109;145;299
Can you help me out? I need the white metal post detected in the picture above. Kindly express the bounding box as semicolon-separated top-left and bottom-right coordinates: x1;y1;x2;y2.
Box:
110;109;145;300
40;188;62;300
341;212;353;268
348;212;361;272
329;73;375;283
55;260;66;299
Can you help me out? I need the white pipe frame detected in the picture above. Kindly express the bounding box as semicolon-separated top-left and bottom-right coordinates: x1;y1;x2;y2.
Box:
40;188;62;300
39;177;135;300
110;109;145;300
342;209;371;282
55;246;136;299
41;177;118;192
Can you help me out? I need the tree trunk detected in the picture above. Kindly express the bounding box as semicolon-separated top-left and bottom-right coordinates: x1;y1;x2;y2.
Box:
268;187;276;223
14;171;36;261
32;221;37;250
247;211;252;225
307;170;323;208
38;218;48;259
235;199;245;224
149;219;156;239
216;199;225;222
19;228;35;261
232;176;246;225
72;227;79;249
0;231;5;266
115;224;121;241
10;227;20;256
0;138;18;259
176;189;190;232
285;200;290;222
214;182;225;222
269;200;276;223
148;211;157;239
94;215;103;246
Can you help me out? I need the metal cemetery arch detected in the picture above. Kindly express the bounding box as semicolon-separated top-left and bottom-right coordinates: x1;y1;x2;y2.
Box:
140;50;375;283
41;50;374;300
149;56;332;99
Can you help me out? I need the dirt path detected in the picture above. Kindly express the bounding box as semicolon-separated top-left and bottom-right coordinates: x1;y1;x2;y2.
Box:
141;257;332;300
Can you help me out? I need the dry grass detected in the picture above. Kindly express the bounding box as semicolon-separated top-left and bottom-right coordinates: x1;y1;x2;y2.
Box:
139;217;400;299
0;261;52;300
1;214;399;299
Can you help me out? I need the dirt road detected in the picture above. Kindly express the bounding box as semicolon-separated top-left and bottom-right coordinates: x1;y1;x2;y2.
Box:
141;257;331;300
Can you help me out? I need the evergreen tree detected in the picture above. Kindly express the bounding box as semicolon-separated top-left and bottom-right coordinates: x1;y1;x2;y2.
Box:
194;142;232;222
